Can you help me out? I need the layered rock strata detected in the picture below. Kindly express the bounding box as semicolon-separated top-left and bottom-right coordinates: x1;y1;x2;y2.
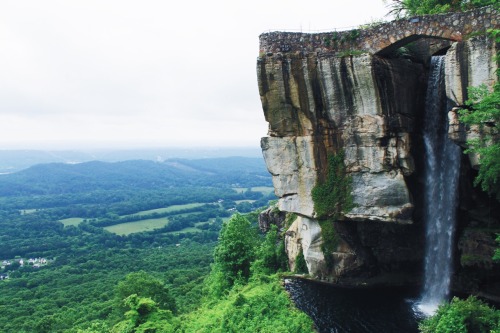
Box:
258;9;499;286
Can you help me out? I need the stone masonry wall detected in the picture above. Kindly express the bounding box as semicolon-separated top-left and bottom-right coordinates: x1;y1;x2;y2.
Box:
259;6;499;57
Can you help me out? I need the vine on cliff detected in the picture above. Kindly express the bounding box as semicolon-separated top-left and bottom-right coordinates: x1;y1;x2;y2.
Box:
311;151;354;269
312;151;354;220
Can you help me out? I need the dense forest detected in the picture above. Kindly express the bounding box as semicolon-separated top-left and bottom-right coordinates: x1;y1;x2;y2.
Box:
0;156;315;332
1;152;499;331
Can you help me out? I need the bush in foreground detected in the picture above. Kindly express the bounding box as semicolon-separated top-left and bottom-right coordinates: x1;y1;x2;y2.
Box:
419;296;500;333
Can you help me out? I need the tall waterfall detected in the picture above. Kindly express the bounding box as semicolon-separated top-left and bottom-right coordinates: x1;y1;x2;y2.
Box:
418;56;462;315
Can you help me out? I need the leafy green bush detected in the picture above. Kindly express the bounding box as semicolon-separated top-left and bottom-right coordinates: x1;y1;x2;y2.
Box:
294;248;309;274
461;84;500;199
115;271;176;314
111;295;180;333
419;296;500;333
183;276;315;333
251;225;288;276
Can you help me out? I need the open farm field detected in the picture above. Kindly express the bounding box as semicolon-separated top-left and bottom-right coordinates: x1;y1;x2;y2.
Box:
19;209;38;215
60;217;85;227
104;217;169;235
235;199;256;204
233;186;274;195
165;227;201;234
125;203;205;217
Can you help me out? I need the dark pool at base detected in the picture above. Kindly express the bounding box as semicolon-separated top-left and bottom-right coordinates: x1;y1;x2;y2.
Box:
285;278;424;333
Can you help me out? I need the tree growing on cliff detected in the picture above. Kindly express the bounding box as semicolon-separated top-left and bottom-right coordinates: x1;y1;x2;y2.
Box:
206;213;258;297
385;0;499;17
251;225;288;276
459;28;500;200
460;84;500;199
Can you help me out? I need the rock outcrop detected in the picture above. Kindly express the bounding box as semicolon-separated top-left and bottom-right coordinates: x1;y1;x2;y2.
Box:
258;54;422;225
257;7;500;292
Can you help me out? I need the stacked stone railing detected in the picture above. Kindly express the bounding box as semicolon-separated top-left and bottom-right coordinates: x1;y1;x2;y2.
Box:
259;5;499;57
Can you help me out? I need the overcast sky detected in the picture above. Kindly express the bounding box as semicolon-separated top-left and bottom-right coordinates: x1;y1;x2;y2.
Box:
0;0;391;150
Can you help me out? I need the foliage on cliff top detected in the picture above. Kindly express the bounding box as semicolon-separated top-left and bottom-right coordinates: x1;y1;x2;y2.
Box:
74;212;312;332
419;296;500;333
189;213;314;332
386;0;499;18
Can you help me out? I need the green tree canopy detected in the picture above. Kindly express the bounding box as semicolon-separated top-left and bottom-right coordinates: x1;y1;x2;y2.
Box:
111;295;180;333
459;29;500;200
386;0;498;17
115;271;176;314
213;213;258;284
419;296;500;333
251;224;288;276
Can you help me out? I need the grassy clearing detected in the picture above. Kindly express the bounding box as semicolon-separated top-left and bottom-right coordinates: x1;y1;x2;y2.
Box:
19;209;38;215
104;218;169;235
233;187;274;195
195;221;209;227
165;227;202;234
60;218;85;227
235;200;256;204
124;203;205;217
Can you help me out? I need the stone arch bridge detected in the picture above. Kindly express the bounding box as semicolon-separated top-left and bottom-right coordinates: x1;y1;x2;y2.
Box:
259;6;499;57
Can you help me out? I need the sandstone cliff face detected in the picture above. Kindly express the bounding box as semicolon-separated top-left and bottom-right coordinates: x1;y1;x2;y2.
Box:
258;54;421;225
446;35;499;168
257;15;499;287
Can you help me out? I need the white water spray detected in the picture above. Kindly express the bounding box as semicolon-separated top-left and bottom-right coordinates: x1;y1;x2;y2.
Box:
417;56;461;316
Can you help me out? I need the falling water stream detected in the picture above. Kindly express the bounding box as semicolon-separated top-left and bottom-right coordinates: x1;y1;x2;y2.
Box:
416;56;461;315
284;56;463;330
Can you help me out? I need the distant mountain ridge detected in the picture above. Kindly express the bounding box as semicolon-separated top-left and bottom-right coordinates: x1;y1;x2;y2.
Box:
0;147;263;173
0;157;271;196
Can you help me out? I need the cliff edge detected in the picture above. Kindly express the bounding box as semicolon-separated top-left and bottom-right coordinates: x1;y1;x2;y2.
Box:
257;6;500;293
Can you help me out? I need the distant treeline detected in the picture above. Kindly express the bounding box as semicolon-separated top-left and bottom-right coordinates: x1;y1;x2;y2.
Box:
0;157;271;196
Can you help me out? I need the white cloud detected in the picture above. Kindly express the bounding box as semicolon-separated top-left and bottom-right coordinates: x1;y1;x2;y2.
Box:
0;0;390;149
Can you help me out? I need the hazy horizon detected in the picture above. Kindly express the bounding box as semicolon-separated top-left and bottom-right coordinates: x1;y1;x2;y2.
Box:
0;1;392;150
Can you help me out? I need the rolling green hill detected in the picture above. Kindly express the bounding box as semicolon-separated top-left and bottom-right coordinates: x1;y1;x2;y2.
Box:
0;157;271;196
